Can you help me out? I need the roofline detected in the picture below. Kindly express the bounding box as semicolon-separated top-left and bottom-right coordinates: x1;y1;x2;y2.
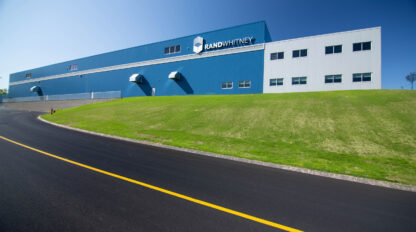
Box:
269;26;381;44
11;21;267;76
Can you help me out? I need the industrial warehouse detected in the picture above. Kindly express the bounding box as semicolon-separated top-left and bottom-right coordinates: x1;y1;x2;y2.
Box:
3;21;381;102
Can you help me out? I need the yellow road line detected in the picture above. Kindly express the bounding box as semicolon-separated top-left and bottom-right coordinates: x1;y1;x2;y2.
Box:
0;135;303;232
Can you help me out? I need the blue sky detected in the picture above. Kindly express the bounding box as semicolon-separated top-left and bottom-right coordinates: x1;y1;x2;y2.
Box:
0;0;415;90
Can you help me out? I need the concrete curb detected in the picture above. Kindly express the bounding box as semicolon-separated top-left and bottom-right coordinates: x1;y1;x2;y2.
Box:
38;115;416;193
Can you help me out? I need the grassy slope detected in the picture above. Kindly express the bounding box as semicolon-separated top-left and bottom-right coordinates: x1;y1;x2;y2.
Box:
42;90;416;185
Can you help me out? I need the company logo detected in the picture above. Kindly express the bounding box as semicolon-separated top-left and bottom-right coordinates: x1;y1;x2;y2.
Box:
193;36;204;54
193;36;255;54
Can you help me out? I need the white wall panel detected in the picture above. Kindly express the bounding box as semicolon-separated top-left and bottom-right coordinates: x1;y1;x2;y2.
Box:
263;27;381;93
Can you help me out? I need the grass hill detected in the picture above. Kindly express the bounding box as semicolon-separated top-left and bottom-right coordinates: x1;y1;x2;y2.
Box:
42;90;416;186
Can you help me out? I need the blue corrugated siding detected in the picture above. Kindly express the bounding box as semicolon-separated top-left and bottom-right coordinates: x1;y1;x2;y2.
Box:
8;21;268;98
9;50;264;97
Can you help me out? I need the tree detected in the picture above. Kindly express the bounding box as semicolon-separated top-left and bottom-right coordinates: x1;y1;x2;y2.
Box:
0;89;7;95
406;72;416;90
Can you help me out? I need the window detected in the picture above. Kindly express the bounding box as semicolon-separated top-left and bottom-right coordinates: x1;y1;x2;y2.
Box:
353;73;372;82
164;45;181;55
334;45;342;53
353;43;361;51
300;49;307;57
69;64;78;71
293;50;299;58
353;41;371;52
270;52;284;60
293;49;307;58
325;45;342;54
353;73;362;82
26;73;32;78
238;80;251;88
221;81;233;89
325;46;333;54
292;77;307;85
363;73;371;81
270;78;283;86
325;74;342;83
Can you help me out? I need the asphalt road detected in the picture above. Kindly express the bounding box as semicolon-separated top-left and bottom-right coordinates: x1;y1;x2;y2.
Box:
0;108;415;232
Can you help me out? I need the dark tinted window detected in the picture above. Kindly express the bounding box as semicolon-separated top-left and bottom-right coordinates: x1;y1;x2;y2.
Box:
245;80;251;88
363;42;371;50
334;75;342;83
293;50;300;58
270;79;277;86
325;75;333;83
334;45;342;53
353;43;361;51
292;77;299;85
363;73;371;81
238;80;251;88
300;77;307;84
276;78;283;85
278;52;284;59
165;45;181;54
325;46;333;54
270;53;278;60
222;82;233;89
300;49;307;57
353;73;362;82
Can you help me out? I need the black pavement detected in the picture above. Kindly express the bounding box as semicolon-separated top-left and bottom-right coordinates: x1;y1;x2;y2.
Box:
0;108;415;231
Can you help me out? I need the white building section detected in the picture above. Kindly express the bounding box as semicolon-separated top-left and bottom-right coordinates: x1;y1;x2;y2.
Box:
263;27;381;93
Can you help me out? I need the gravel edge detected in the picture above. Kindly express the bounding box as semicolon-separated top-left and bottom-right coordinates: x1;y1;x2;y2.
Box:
38;115;416;193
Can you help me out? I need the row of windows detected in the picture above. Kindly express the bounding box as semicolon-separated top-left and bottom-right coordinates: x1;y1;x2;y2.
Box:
353;73;371;82
69;64;78;71
27;64;78;78
270;49;308;60
292;77;307;85
353;42;371;51
293;49;307;58
270;78;283;86
221;80;251;89
325;74;342;83
164;45;181;55
325;45;342;54
270;41;372;60
269;73;372;86
270;52;284;60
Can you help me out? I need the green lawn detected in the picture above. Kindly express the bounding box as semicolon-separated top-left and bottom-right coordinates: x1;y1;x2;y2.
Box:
42;90;416;186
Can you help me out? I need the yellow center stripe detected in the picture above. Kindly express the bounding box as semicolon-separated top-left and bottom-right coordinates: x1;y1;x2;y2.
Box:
0;135;303;232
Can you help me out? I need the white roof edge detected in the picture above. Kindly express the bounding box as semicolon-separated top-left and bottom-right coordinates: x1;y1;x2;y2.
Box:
267;26;381;45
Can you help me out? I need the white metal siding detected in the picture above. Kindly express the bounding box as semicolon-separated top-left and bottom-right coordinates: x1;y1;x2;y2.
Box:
263;27;381;93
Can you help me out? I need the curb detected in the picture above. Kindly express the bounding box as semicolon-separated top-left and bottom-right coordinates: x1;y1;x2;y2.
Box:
38;115;416;193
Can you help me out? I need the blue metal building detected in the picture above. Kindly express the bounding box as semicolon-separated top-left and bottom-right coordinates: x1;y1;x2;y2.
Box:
7;21;271;99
